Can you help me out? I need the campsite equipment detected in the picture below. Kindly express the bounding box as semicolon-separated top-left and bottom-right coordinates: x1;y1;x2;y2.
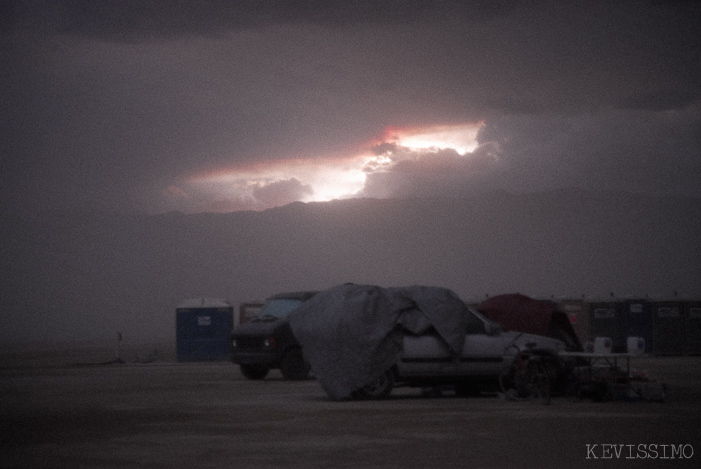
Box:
476;294;583;351
594;337;612;354
627;337;645;355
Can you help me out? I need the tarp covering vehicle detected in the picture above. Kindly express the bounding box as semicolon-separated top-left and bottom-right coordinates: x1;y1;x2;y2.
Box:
475;293;583;351
288;283;473;400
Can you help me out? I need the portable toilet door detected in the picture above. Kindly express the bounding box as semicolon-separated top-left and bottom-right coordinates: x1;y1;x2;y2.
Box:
652;300;684;355
588;301;624;352
621;299;653;353
685;301;701;354
176;298;234;361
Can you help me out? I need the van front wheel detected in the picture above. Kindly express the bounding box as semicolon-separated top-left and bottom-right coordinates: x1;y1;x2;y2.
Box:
240;364;269;380
280;347;310;380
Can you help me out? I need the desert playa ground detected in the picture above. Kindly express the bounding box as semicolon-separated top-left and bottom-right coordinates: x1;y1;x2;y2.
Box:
1;341;700;468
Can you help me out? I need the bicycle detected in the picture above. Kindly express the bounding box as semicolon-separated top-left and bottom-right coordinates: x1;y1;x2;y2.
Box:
499;342;551;405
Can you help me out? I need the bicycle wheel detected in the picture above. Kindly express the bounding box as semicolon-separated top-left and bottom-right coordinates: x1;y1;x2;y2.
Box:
499;363;520;401
524;357;551;405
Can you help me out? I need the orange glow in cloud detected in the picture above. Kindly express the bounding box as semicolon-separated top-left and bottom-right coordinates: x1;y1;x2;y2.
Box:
164;185;189;198
379;122;484;154
185;122;484;210
188;154;371;204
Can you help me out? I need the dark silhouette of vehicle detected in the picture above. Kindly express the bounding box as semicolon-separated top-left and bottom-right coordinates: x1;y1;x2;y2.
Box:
230;291;317;380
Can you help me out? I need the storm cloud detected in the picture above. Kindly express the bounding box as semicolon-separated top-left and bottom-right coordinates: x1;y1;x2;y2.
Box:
2;0;700;214
361;143;502;199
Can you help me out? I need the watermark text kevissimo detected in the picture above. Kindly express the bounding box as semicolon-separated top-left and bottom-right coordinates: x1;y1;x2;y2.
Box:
586;444;694;460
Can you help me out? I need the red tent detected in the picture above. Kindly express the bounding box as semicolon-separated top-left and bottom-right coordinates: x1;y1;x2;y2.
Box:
476;293;582;351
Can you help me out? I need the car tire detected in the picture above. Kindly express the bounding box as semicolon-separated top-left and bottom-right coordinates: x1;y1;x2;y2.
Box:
355;369;394;400
455;383;481;397
240;364;269;380
279;347;310;380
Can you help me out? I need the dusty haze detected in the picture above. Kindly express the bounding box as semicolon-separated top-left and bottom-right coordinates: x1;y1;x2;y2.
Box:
2;190;700;344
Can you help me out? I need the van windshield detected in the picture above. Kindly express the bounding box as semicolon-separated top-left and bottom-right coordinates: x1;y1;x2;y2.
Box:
258;299;303;319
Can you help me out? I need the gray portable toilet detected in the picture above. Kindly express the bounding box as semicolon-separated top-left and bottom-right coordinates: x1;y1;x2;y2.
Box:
588;300;624;352
685;301;701;354
176;298;234;361
621;299;654;353
652;300;684;355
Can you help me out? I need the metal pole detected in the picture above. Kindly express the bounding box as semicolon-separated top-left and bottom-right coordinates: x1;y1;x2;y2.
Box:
116;332;123;363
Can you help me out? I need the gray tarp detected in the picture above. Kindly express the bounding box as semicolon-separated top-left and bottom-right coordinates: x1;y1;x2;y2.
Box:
288;283;472;400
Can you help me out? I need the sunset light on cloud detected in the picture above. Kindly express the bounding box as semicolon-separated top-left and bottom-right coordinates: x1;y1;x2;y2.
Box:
181;123;485;211
185;154;369;210
380;123;484;154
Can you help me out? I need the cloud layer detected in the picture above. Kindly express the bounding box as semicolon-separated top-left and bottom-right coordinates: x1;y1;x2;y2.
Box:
1;0;700;215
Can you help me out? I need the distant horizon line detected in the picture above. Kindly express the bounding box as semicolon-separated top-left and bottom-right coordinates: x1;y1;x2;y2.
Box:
9;187;699;219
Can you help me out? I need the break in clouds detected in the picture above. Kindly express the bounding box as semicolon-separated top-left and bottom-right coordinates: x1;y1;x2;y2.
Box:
166;102;701;213
1;0;700;216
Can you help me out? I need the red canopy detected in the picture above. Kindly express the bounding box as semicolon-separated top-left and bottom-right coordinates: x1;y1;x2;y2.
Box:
476;293;582;351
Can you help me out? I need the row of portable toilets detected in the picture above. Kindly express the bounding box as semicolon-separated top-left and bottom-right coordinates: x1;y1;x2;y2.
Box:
555;298;701;355
174;297;701;361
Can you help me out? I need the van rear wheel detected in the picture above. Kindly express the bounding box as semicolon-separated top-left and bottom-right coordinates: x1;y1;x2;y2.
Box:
355;370;394;400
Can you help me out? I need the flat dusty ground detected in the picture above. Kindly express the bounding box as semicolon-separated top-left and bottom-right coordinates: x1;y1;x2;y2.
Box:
1;342;700;468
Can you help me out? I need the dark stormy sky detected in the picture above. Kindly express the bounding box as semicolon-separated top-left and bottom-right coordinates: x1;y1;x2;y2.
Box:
2;0;700;216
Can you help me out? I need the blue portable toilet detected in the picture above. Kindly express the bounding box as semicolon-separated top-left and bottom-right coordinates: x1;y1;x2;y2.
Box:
176;298;234;361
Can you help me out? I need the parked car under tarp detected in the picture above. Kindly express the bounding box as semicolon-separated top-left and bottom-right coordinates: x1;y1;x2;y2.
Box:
475;293;583;351
288;283;473;400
